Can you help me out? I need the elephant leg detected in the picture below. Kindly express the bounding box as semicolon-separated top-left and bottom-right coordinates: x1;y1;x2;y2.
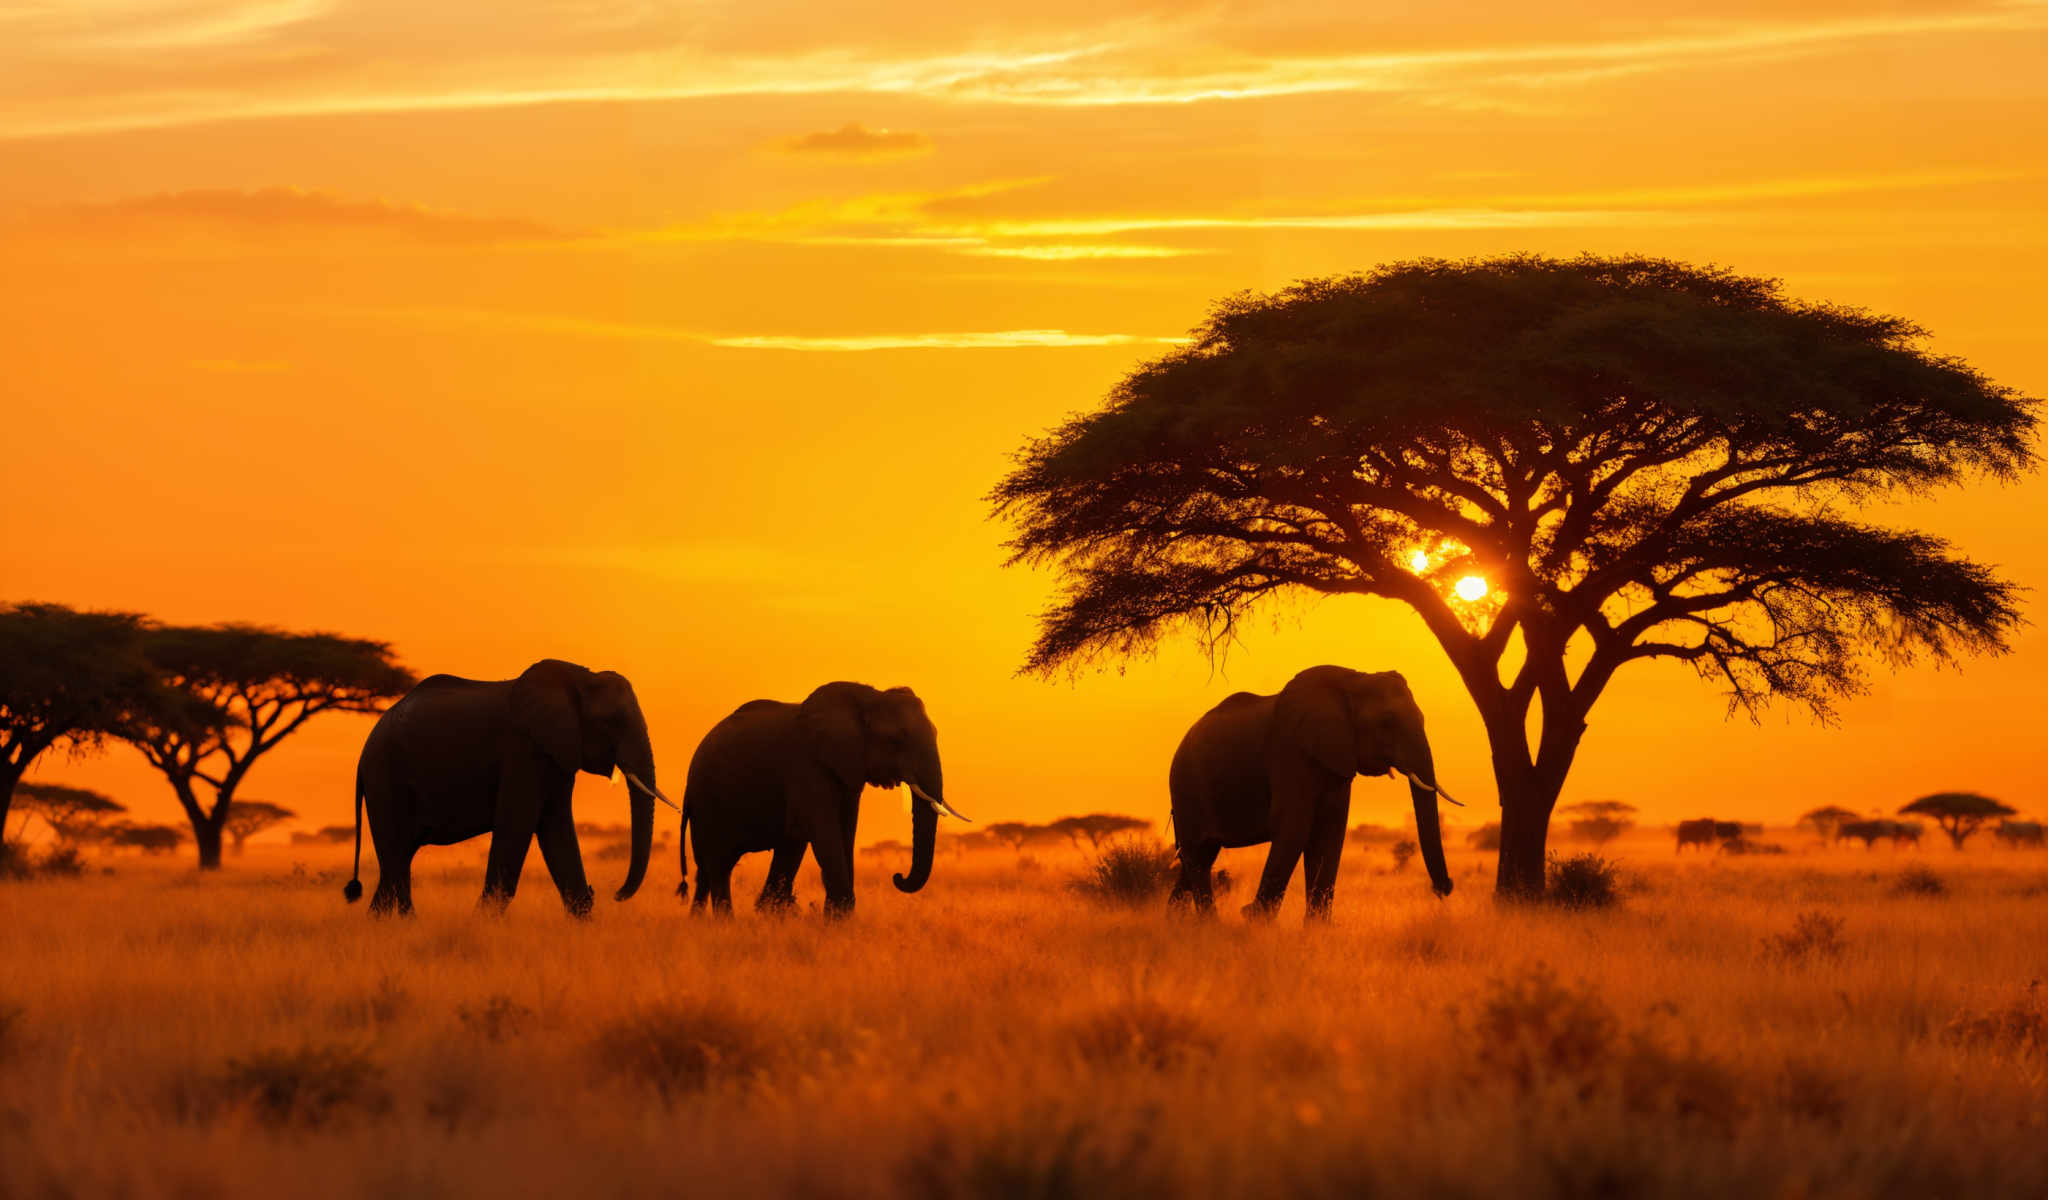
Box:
368;835;416;917
1169;839;1220;916
1246;792;1315;920
756;839;806;914
1301;795;1350;922
535;800;595;918
702;850;738;916
481;755;550;912
806;807;856;918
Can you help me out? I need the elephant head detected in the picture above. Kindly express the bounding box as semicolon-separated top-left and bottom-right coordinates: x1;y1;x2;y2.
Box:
798;682;960;894
1274;666;1454;897
509;659;662;901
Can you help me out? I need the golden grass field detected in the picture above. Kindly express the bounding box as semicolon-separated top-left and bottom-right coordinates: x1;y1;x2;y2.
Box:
4;832;2046;1199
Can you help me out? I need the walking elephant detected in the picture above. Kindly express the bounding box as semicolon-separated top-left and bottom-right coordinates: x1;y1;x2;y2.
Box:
1168;666;1455;921
346;659;670;916
680;682;966;917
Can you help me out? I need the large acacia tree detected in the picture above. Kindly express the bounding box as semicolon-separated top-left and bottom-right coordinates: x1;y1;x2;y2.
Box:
0;604;162;845
992;256;2035;897
125;624;413;869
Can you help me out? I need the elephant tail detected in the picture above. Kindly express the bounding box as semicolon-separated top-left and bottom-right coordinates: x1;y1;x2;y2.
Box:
343;763;365;904
674;790;692;897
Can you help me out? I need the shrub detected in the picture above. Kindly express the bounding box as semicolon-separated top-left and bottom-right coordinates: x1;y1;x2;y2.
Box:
201;1045;389;1128
457;995;534;1043
1764;910;1846;963
1070;1000;1216;1070
1943;982;2046;1056
1389;840;1418;871
1546;852;1623;910
1893;865;1948;897
1467;822;1502;851
1066;837;1178;908
0;843;32;881
1467;965;1618;1098
34;845;85;877
591;1002;771;1102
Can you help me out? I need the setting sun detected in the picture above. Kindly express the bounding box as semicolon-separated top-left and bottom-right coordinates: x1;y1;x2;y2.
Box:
1455;576;1489;601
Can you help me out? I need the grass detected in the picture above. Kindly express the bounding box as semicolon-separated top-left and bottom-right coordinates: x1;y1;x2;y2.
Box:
3;836;2047;1197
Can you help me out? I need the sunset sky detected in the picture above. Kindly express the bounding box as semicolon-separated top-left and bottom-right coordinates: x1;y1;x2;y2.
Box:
5;1;2046;847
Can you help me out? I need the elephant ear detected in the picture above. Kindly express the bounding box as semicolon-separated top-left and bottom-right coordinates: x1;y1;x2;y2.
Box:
510;659;585;774
799;682;871;791
1273;670;1354;777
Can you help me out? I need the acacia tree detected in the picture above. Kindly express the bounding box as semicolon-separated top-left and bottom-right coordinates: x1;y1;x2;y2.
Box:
1899;792;2016;850
1797;805;1861;840
1046;813;1150;849
124;624;413;869
13;782;127;847
993;256;2034;897
0;604;162;845
1561;799;1637;846
224;800;297;854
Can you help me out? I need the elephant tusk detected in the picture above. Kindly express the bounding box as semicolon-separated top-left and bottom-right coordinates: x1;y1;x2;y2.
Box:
1392;767;1466;808
908;781;972;822
621;770;682;814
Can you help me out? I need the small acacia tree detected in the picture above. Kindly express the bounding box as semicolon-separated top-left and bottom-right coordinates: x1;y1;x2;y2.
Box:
1045;813;1150;849
13;782;126;847
1900;792;2016;850
223;800;297;854
0;605;162;847
1561;799;1637;846
124;624;413;869
1797;805;1861;840
993;255;2034;897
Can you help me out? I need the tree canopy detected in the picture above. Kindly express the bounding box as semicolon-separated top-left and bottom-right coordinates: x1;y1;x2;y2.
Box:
125;623;413;868
1045;813;1150;848
11;782;126;846
1900;792;2017;849
993;255;2035;896
1797;805;1862;838
223;800;297;852
0;604;162;842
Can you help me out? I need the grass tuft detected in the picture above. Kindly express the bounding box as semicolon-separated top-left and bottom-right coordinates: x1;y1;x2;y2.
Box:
1892;865;1948;897
1944;982;2046;1056
1763;910;1846;963
590;1002;772;1101
186;1045;389;1128
1066;837;1178;908
1545;852;1623;910
457;994;535;1043
1070;1000;1216;1070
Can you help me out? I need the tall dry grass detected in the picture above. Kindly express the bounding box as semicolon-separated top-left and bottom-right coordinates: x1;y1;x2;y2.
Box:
2;834;2045;1198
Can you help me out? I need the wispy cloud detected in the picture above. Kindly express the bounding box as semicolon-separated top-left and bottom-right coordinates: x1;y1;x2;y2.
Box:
341;307;1186;351
6;4;2045;137
774;122;933;160
45;188;568;245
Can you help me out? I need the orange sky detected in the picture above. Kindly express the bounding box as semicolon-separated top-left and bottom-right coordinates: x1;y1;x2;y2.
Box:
4;1;2046;848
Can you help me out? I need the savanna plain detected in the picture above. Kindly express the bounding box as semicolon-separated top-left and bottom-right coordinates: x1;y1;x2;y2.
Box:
4;834;2046;1199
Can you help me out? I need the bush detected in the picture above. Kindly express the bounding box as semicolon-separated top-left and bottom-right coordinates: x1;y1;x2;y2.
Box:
1070;1000;1216;1070
1893;865;1947;897
1467;822;1501;851
1546;852;1623;910
590;1002;771;1102
195;1045;389;1128
1066;837;1178;908
1764;910;1846;963
1389;840;1418;871
0;842;32;881
1944;982;2046;1056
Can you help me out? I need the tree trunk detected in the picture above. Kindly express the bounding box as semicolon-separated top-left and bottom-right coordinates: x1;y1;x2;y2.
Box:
195;821;224;869
1492;764;1569;900
0;758;23;848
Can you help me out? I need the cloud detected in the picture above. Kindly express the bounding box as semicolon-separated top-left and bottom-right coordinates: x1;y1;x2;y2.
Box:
776;122;933;160
339;307;1188;351
6;3;2044;137
47;188;570;245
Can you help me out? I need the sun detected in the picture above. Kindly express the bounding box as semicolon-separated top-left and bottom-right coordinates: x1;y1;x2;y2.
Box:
1455;575;1488;601
1409;549;1429;572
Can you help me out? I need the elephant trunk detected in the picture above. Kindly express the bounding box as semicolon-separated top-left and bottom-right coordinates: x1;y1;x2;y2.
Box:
1405;737;1454;898
614;725;656;902
893;752;942;894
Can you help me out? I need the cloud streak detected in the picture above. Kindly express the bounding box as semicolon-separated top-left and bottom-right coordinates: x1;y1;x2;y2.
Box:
342;307;1187;351
46;188;568;244
775;122;933;159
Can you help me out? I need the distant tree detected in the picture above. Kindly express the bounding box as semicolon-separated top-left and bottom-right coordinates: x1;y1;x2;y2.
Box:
947;830;1003;854
0;605;161;850
1045;813;1150;849
1349;822;1404;847
121;624;413;869
106;822;186;854
291;825;358;845
223;800;297;854
1797;805;1861;840
1900;792;2018;850
992;256;2034;897
985;821;1049;855
12;782;127;846
1467;822;1502;851
860;839;912;859
1561;800;1637;846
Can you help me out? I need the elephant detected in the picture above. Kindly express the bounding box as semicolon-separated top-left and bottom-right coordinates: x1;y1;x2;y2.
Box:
1994;820;2046;848
345;659;670;916
1675;819;1741;852
1167;665;1454;921
678;682;965;917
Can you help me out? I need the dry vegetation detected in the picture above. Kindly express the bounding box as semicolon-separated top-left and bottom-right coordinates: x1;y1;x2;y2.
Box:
4;832;2047;1198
